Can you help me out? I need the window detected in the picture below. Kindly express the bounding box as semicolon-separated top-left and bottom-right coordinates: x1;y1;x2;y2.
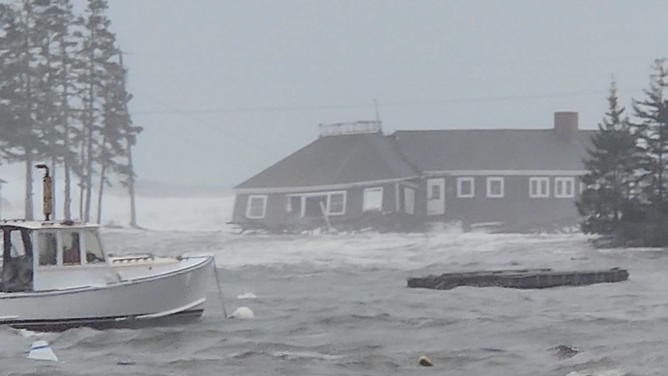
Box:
486;177;504;198
246;195;267;218
328;192;346;215
363;187;383;212
38;232;57;266
529;177;550;198
84;230;105;263
62;231;82;265
457;177;474;198
429;184;440;200
555;177;575;198
404;187;415;215
6;229;28;258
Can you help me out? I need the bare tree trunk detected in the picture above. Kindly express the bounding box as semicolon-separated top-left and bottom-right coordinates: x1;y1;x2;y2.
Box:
61;49;72;221
96;164;106;224
64;157;71;220
84;116;94;222
127;146;138;228
78;142;85;221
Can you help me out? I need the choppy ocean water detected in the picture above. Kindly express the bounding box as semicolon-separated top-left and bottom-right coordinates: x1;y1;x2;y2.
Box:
1;229;666;376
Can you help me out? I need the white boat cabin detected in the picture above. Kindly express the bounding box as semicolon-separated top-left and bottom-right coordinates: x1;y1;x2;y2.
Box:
0;220;119;292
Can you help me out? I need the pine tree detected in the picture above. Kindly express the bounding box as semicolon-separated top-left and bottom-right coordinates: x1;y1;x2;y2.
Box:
29;0;82;221
76;0;119;222
95;59;125;224
116;51;142;227
630;58;668;207
577;80;638;235
0;0;49;220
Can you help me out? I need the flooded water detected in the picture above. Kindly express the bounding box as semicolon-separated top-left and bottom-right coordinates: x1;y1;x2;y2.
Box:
0;230;665;376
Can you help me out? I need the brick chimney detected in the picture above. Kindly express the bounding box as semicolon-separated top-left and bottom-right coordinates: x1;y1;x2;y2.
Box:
554;111;578;142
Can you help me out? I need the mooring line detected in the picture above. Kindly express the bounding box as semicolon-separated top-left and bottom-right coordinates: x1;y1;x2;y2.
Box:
212;257;229;318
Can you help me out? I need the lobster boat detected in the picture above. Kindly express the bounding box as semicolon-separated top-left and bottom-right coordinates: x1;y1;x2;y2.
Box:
0;165;218;331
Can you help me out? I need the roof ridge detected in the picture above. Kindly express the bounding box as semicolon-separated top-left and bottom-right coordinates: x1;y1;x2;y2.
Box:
394;128;596;133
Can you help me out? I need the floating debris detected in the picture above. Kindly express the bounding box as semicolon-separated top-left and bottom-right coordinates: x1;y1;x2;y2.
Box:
407;268;629;290
552;345;579;360
418;355;433;367
28;341;58;362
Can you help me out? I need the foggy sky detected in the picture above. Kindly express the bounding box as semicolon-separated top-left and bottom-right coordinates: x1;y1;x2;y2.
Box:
10;0;668;188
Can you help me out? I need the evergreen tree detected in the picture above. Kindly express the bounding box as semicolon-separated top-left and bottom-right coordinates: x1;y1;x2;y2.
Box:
95;59;125;223
577;80;638;234
0;0;49;220
630;58;668;207
115;51;142;227
0;0;140;224
30;0;82;221
76;0;119;222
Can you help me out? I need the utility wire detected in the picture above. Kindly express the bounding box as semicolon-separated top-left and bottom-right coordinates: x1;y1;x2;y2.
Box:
127;86;284;159
131;87;645;116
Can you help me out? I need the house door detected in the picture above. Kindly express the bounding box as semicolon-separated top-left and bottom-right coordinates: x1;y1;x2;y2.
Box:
427;178;445;216
404;187;415;215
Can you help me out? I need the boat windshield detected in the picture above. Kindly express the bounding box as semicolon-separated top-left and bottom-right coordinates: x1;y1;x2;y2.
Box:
83;230;105;263
38;232;57;266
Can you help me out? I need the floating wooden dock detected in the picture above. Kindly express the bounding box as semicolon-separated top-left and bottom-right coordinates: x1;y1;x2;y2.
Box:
407;267;629;290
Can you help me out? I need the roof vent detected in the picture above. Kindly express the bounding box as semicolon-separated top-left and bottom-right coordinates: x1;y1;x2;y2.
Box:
319;120;382;137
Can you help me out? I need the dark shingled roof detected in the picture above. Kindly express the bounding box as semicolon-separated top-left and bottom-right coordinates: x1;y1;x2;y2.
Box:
235;132;420;190
392;129;596;172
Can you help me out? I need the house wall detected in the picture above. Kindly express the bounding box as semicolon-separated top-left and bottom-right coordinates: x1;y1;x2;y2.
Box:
231;181;413;231
418;175;583;227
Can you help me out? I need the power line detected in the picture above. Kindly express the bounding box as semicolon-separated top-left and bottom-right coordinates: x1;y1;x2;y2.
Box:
127;86;284;159
130;88;646;116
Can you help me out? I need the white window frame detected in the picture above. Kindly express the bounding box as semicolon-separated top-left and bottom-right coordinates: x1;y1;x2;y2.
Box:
555;177;575;198
245;195;268;218
285;191;347;217
363;187;383;212
486;177;504;198
529;177;550;198
326;191;347;215
457;177;475;198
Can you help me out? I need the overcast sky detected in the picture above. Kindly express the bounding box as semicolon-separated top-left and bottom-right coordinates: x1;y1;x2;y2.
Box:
7;0;668;188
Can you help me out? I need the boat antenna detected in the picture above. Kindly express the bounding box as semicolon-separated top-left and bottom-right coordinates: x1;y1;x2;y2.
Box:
35;164;52;221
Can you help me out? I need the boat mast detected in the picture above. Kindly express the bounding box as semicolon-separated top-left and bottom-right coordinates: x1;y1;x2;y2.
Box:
36;164;52;221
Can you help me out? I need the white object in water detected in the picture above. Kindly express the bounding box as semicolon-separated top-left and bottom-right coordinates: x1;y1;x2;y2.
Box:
28;340;58;362
237;292;257;300
231;306;254;319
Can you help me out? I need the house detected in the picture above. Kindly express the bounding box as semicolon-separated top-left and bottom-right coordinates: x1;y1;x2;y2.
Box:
231;112;595;233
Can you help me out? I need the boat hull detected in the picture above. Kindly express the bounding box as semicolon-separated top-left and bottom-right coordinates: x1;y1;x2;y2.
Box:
0;255;215;332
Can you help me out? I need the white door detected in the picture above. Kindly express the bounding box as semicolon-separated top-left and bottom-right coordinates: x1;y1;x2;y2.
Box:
404;187;415;215
427;178;445;215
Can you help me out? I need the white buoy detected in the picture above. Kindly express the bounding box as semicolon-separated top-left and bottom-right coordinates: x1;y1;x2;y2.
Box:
237;292;257;300
230;306;254;319
28;340;58;362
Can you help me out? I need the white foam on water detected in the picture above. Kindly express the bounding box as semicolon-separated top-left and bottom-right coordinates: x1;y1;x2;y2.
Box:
237;292;257;300
0;166;599;271
566;369;627;376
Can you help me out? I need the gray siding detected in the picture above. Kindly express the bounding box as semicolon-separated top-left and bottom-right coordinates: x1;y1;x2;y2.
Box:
231;181;409;231
421;175;582;226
